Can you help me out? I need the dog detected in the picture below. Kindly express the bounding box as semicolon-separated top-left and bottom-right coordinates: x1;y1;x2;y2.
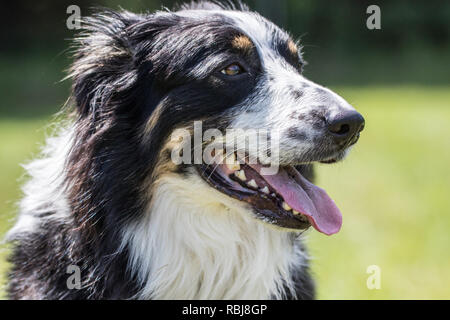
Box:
6;1;364;299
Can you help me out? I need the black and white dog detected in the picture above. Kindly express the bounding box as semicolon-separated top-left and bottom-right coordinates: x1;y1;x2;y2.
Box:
6;1;364;299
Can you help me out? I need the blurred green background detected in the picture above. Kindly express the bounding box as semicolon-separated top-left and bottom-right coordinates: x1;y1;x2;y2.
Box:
0;0;449;299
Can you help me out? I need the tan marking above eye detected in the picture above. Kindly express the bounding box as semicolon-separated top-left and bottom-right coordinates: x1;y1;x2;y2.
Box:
287;39;298;56
231;35;254;53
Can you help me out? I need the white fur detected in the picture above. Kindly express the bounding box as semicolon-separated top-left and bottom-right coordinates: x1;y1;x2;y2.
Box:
8;125;309;300
178;9;357;165
121;170;308;299
226;12;356;164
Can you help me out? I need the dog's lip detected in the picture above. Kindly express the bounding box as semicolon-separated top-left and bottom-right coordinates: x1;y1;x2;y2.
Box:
196;154;343;234
318;132;360;164
320;158;338;164
317;146;350;164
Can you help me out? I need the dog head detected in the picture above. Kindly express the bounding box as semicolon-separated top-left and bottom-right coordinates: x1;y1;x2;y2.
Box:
68;2;364;236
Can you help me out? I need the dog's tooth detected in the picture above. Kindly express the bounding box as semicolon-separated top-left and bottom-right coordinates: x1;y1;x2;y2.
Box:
226;161;240;171
226;153;240;171
271;193;276;197
282;202;292;211
260;186;270;194
248;179;258;189
292;210;300;215
235;170;247;181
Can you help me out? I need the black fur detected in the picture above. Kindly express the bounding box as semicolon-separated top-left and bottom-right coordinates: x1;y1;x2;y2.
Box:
7;2;315;300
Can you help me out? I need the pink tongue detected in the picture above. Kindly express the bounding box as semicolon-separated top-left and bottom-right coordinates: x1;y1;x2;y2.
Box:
251;165;342;235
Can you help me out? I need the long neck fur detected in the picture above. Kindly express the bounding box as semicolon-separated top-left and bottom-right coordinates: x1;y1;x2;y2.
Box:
9;126;308;299
121;173;307;299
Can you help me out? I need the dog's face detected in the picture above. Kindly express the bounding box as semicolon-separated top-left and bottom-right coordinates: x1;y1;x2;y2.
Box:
71;3;364;235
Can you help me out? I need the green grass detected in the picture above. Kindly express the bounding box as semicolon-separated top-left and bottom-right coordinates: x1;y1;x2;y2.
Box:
0;117;52;299
309;86;450;299
1;86;449;299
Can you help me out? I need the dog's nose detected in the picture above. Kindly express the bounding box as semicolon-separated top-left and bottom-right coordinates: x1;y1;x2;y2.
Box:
327;111;365;144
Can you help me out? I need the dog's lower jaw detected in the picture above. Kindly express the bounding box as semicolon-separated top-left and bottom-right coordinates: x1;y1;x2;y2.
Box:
122;171;311;299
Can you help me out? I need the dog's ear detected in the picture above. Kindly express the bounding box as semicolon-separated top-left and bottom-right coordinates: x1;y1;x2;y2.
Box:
67;10;142;118
68;10;181;120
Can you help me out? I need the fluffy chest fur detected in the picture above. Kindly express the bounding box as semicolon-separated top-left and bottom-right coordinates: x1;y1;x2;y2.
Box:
122;174;308;299
7;126;313;300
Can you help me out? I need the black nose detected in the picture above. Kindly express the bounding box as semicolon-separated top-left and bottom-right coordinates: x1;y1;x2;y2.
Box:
327;111;365;145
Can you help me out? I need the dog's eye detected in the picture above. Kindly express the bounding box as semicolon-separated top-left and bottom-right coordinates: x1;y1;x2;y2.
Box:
220;63;245;76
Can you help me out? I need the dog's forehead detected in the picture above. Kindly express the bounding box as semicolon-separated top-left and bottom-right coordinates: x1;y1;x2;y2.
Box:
223;11;288;51
176;9;297;58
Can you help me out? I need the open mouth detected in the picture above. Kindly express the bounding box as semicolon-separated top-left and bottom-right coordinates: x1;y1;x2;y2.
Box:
197;153;342;235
